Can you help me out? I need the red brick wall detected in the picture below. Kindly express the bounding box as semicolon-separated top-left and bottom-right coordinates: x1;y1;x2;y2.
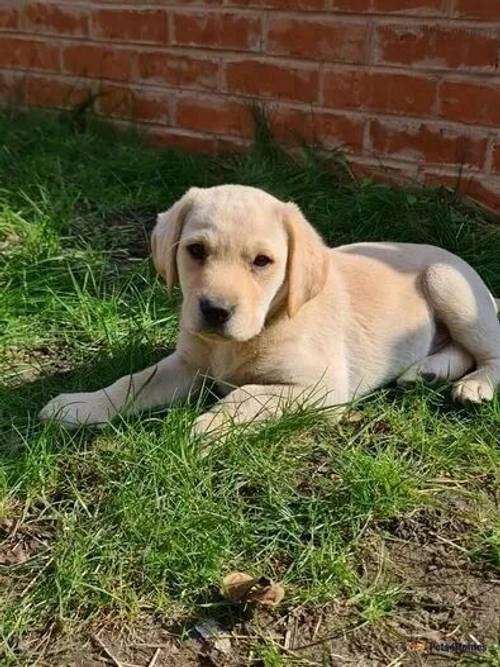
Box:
1;1;499;211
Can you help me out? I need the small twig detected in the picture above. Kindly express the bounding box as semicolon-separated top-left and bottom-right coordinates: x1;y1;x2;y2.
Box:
385;652;407;667
147;648;161;667
430;532;469;554
311;614;322;642
20;555;54;597
329;647;355;664
92;634;124;667
294;620;369;651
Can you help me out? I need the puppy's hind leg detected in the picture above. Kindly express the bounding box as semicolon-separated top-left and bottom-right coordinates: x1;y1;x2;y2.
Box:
423;263;500;403
397;341;474;386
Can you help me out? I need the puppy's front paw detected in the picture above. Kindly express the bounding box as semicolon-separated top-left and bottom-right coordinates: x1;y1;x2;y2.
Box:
191;410;229;438
39;391;115;429
452;374;494;404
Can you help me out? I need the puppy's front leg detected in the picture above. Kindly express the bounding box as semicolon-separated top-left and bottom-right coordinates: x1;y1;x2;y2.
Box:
193;383;332;436
39;353;202;429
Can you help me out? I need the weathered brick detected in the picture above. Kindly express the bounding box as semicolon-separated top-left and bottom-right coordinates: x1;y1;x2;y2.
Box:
372;0;445;13
226;0;327;8
374;24;499;71
272;107;364;150
25;75;90;108
138;52;219;91
0;70;23;104
351;156;419;184
333;0;372;10
370;119;488;166
439;80;500;127
0;36;59;71
92;9;167;44
225;59;319;103
323;69;437;116
176;96;253;136
132;90;171;124
63;44;131;81
452;0;500;21
96;85;131;118
492;143;500;174
425;171;500;212
146;127;219;153
0;5;19;29
173;11;261;51
24;3;88;36
267;16;368;63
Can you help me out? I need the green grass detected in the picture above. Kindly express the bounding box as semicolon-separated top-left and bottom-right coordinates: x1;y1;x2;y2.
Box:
0;110;499;665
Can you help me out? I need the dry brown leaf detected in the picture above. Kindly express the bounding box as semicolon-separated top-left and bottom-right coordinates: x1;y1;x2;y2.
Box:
221;571;285;607
0;541;30;565
221;571;256;602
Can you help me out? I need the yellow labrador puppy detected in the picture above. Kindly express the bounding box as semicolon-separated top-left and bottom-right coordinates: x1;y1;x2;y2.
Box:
40;185;500;434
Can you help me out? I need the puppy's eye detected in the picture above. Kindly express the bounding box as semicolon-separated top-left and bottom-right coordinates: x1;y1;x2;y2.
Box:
187;243;207;261
253;254;273;268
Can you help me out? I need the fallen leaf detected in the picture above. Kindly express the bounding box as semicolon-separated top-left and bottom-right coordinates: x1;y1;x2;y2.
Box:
0;541;30;565
221;571;255;602
221;571;285;607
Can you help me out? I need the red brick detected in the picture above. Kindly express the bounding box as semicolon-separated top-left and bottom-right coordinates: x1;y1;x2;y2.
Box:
351;156;418;185
138;52;219;91
0;70;23;104
425;172;500;213
370;119;487;167
146;127;218;153
439;80;500;127
315;112;365;150
176;96;253;137
0;5;19;29
217;136;249;152
63;44;131;82
452;0;500;21
332;0;372;10
92;9;167;44
24;3;88;36
132;90;170;124
25;75;90;108
492;144;500;174
267;16;367;63
323;69;437;116
0;36;59;71
268;107;316;143
374;24;499;71
226;0;327;8
225;59;319;103
373;0;444;13
461;177;500;212
270;107;364;150
173;11;261;51
96;85;131;118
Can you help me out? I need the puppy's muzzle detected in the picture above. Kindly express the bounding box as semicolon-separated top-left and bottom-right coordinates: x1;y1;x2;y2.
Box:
199;297;235;330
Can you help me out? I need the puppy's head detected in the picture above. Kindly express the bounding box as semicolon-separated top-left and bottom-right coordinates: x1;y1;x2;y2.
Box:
151;185;328;342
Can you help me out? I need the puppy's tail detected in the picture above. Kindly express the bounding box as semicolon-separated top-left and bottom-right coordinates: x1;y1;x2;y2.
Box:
494;296;500;314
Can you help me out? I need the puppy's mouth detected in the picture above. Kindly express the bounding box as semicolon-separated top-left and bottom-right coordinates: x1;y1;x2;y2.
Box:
192;324;262;344
194;328;232;342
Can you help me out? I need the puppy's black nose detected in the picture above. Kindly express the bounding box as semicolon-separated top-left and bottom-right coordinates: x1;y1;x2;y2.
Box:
199;297;234;328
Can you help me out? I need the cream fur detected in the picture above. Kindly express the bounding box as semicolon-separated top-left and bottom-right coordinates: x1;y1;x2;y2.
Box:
40;185;500;434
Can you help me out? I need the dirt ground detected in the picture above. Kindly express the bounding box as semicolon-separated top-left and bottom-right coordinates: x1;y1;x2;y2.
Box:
15;511;497;667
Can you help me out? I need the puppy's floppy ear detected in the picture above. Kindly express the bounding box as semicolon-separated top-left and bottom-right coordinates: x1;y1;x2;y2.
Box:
284;202;329;318
151;188;198;290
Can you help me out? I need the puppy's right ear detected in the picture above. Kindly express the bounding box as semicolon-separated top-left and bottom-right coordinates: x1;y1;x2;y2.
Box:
151;188;198;290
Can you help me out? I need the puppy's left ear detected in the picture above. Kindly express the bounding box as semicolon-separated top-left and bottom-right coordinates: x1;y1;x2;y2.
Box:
284;203;329;318
151;188;198;289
